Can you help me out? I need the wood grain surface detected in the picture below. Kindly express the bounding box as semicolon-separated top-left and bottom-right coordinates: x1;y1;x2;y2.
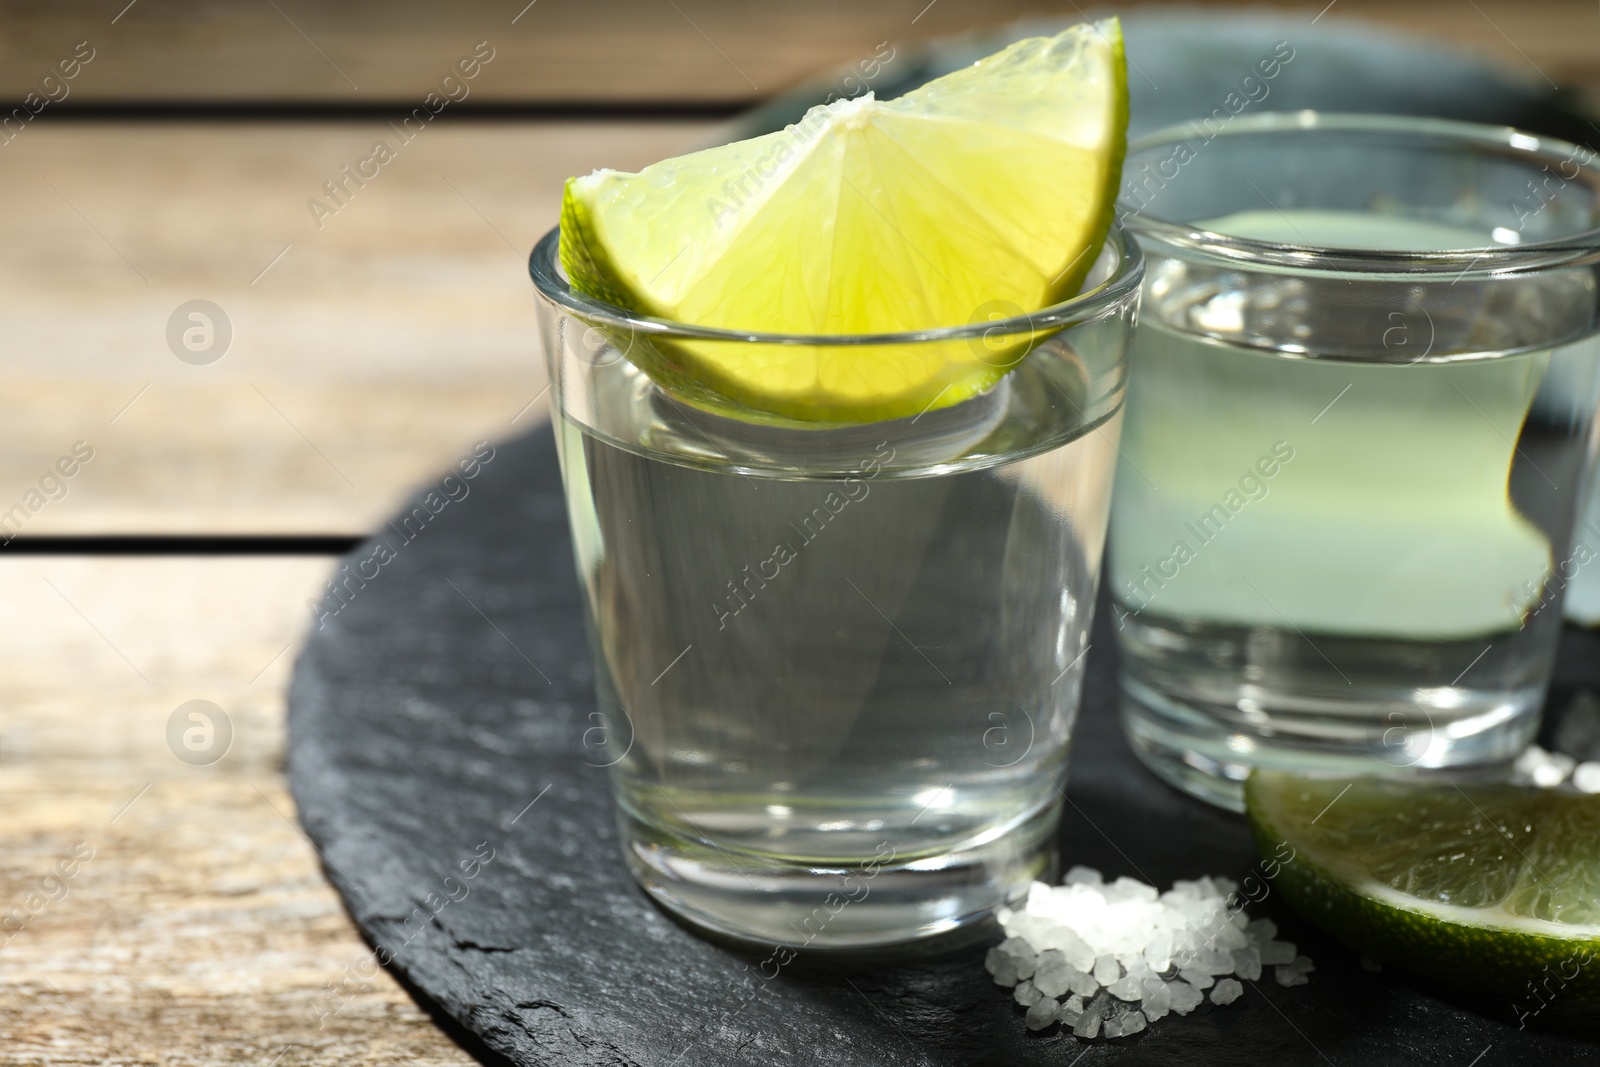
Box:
0;121;710;534
0;4;1588;535
0;0;1593;105
0;555;480;1065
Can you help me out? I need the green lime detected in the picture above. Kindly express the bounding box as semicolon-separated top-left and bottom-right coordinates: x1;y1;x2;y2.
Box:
560;18;1128;422
1246;770;1600;1021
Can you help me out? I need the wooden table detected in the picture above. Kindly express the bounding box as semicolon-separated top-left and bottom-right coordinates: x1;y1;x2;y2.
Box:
0;2;1591;1063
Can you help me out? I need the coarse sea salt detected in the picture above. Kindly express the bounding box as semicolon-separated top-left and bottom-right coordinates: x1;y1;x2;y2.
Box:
1512;744;1580;788
989;868;1311;1040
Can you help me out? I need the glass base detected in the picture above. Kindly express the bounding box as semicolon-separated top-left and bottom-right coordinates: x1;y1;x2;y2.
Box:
619;800;1059;950
1121;675;1541;812
1115;611;1549;811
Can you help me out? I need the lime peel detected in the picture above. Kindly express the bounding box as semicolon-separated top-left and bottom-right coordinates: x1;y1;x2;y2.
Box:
559;18;1128;422
1246;771;1600;1013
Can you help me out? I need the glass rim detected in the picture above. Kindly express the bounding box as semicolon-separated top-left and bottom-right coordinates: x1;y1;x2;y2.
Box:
1120;111;1600;277
527;222;1144;345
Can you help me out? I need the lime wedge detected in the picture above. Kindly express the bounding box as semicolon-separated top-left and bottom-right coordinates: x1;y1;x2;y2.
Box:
1246;771;1600;1016
560;19;1128;422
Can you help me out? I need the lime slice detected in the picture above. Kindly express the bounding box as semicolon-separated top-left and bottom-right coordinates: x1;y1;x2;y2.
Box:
1246;771;1600;1016
560;19;1128;422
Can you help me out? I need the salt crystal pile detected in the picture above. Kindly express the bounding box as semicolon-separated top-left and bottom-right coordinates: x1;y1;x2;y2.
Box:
1506;744;1600;793
1513;745;1578;788
985;867;1310;1039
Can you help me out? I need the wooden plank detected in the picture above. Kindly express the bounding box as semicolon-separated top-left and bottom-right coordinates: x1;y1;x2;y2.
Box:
0;120;712;534
0;5;1591;537
0;556;488;1065
0;0;1070;106
0;556;325;766
0;771;479;1066
0;0;1591;106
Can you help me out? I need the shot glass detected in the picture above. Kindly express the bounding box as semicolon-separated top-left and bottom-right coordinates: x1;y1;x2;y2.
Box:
1562;450;1600;626
1110;113;1600;809
530;223;1142;948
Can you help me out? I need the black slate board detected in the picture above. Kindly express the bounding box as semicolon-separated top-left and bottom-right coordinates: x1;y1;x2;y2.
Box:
288;425;1600;1067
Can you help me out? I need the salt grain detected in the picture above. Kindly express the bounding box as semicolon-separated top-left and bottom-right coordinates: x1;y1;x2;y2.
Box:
1037;925;1097;972
1072;993;1105;1039
1106;972;1145;1001
1210;978;1243;1005
1143;931;1173;972
1065;865;1103;886
1032;961;1071;999
985;948;1019;987
1103;1008;1140;1039
1167;979;1205;1015
992;870;1311;1041
1258;940;1297;966
1276;964;1310;987
1514;745;1576;788
1274;955;1314;988
1574;761;1600;794
1140;978;1171;1020
997;936;1034;961
1067;967;1100;997
1026;996;1062;1030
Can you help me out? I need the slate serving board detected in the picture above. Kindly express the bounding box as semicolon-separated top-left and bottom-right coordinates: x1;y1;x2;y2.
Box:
287;12;1600;1065
287;424;1600;1067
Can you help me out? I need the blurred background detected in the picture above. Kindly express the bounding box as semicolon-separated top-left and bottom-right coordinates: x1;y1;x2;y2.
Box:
0;1;1592;1064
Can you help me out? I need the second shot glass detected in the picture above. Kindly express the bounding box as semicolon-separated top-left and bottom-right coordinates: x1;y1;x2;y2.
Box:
1110;113;1600;809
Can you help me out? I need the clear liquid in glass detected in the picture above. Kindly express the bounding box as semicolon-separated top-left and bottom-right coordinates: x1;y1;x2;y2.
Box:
1113;210;1600;809
553;355;1119;947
